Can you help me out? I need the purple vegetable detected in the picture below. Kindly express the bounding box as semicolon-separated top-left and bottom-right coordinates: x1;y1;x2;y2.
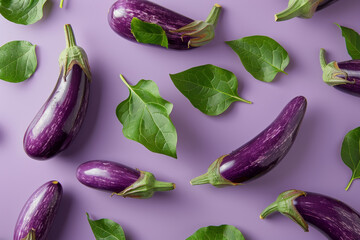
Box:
275;0;338;22
23;24;91;160
191;96;307;187
14;181;62;240
108;0;222;49
77;160;175;198
260;190;360;240
320;48;360;96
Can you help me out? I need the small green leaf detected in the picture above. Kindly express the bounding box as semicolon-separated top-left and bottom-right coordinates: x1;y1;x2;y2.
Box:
170;64;251;116
341;127;360;191
0;0;47;25
0;41;37;83
86;213;126;240
226;36;289;82
336;24;360;59
130;17;168;48
186;225;245;240
116;75;177;158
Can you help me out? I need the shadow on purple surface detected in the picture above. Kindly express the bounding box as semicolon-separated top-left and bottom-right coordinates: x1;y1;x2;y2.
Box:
59;61;103;161
42;0;54;23
48;192;73;240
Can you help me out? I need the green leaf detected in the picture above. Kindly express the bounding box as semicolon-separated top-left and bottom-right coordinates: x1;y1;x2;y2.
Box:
116;75;177;158
0;0;47;25
170;64;252;116
0;41;37;83
86;213;126;240
130;17;168;48
341;127;360;191
226;36;289;82
186;225;245;240
336;24;360;59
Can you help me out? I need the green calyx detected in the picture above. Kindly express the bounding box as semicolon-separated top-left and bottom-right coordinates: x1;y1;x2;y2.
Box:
113;171;175;199
59;24;91;81
320;48;353;86
260;190;308;232
190;155;240;187
170;4;222;48
275;0;323;21
22;229;36;240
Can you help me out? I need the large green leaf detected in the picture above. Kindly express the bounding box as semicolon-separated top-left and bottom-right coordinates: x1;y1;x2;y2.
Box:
170;64;251;116
341;127;360;191
336;24;360;59
186;225;245;240
87;213;126;240
226;36;289;82
116;75;177;158
0;0;47;25
0;41;37;83
131;17;168;48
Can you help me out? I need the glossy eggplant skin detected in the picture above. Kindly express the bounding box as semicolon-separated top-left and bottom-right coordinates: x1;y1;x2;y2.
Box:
191;96;307;187
14;181;62;240
295;193;360;240
77;160;140;193
333;61;360;96
220;96;307;183
260;190;360;240
23;64;90;160
108;0;193;49
76;160;175;198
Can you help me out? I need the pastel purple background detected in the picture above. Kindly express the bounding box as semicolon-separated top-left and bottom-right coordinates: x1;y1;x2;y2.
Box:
1;0;360;239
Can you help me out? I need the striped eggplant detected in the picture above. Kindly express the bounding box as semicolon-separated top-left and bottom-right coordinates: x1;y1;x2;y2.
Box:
191;96;307;187
260;190;360;240
275;0;338;21
108;0;222;49
76;160;175;198
23;24;91;160
320;48;360;96
14;181;62;240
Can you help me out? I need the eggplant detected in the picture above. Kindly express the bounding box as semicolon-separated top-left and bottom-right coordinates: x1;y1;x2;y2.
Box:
275;0;338;21
108;0;222;49
23;24;91;160
191;96;307;187
320;48;360;97
14;181;62;240
76;160;175;198
260;190;360;240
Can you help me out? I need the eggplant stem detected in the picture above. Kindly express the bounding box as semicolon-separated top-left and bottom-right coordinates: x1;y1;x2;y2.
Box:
59;0;64;8
153;181;176;192
205;4;222;27
190;173;210;185
64;24;76;48
260;201;279;219
319;48;327;70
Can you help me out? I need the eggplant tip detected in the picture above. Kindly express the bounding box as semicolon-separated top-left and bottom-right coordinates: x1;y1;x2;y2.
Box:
52;180;59;184
214;3;222;8
173;183;176;189
259;215;264;220
274;15;278;22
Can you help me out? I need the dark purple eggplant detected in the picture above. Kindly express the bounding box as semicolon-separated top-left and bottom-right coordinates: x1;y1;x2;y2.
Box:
191;96;307;187
260;190;360;240
23;24;91;160
275;0;338;21
14;181;62;240
77;160;175;198
108;0;222;49
320;48;360;96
